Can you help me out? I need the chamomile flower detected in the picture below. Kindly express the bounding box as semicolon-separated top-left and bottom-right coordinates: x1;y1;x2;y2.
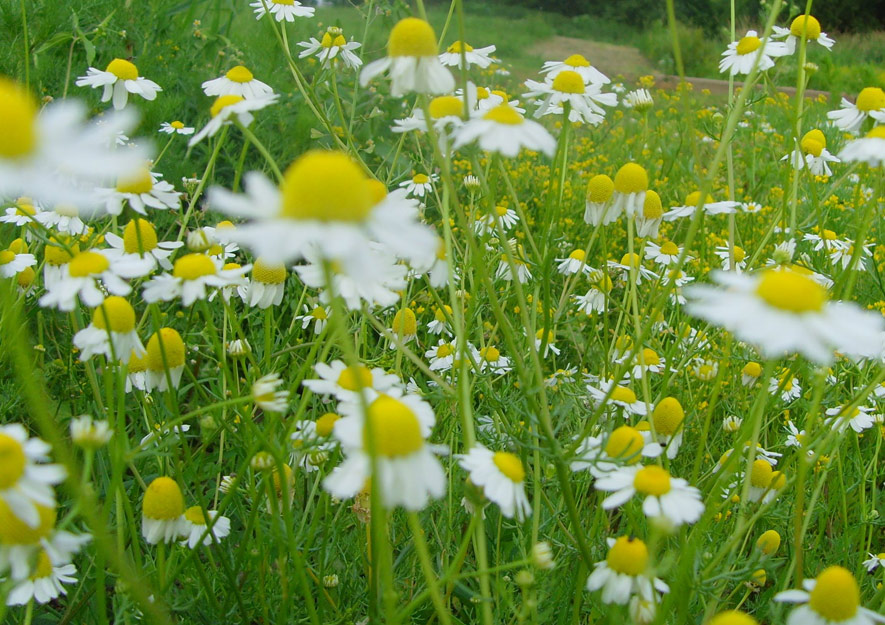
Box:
399;172;437;198
685;268;884;364
298;27;363;70
824;404;878;433
644;397;685;459
250;0;314;21
188;93;279;147
719;30;789;76
181;506;231;548
595;464;704;526
304;360;401;402
769;369;802;402
323;390;446;510
714;245;748;271
574;273;611;314
252;373;289;413
783;128;840;176
664;191;740;221
584;174;616;225
101;166;181;216
741;361;762;386
542;54;610;85
571;425;662;476
105;219;183;272
142;477;188;544
75;58;161;110
426;340;459;372
70;415;113;449
555;249;591;275
0;425;65;529
863;553;885;572
202;65;274;99
635;190;664;238
239;258;287;309
360;18;455;96
39;249;152;311
0;245;36;278
427;305;453;336
723;415;743;432
608;253;659;285
159;120;195;135
838;126;885;167
476;345;511;375
474;205;520;235
772;14;835;55
457;445;531;520
827;88;885;133
524;71;617;125
296;303;331;334
143;253;250;306
73;296;144;364
587;380;648;417
775;565;885;625
452;104;556;158
438;41;497;69
33;203;89;235
644;240;689;267
586;536;669;605
495;239;532;283
534;329;561;357
611;163;648;218
393;95;467;137
144;328;186;392
5;547;79;606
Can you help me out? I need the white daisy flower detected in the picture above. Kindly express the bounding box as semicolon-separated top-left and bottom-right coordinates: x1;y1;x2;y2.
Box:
238;258;287;309
584;174;616;226
426;305;453;336
824;404;878;433
295;302;331;335
570;425;662;477
826;87;885;133
143;328;187;393
100;166;181;216
685;268;884;364
635;189;664;238
644;240;689;267
188;93;279;147
607;253;659;285
610;163;649;218
425;339;459;372
771;15;835;55
774;565;885;625
587;380;648;417
142;477;188;544
595;464;704;526
719;30;789;76
782;129;840;176
0;527;89;591
181;506;231;549
104;218;183;272
298;27;363;70
829;241;872;271
664;191;739;221
75;58;162;110
33;203;91;236
555;249;591;275
475;345;511;375
586;536;669;605
250;0;315;21
143;253;250;307
70;415;113;449
202;65;274;99
524;71;617;125
452;104;556;158
574;276;610;315
399;172;437;198
73;296;144;364
323;389;446;511
457;444;531;520
0;425;66;529
138;422;190;447
438;41;497;69
804;228;848;252
1;198;43;230
5;547;79;606
360;18;455;96
159;120;195;135
393;95;468;137
541;54;610;85
714;245;748;271
623;88;654;113
39;249;152;311
0;246;36;278
303;360;401;402
495;240;532;283
474;205;520;236
863;553;885;573
838;126;885;166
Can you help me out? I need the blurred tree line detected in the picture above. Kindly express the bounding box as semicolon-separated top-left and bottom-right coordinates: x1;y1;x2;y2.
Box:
476;0;885;32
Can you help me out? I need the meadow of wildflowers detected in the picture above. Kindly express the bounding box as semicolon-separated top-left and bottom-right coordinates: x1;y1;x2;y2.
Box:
1;1;885;624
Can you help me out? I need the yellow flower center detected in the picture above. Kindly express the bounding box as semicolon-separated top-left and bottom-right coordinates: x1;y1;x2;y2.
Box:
123;218;159;254
476;86;490;100
316;412;340;437
564;53;590;67
605;426;644;463
790;15;822;40
15;199;36;216
0;250;14;265
856;87;885;112
446;41;474;53
429;95;463;119
643;190;663;218
210;94;244;118
750;459;773;488
613;163;648;194
436;343;455;358
272;0;294;4
802;129;827;149
225;65;254;83
659;241;679;256
43;240;75;266
30;549;54;580
127;351;147;372
336;365;373;391
551;70;585;94
709;610;758;625
610;385;637;404
770;470;786;490
586;174;614;203
755;269;826;313
756;529;781;555
92;296;136;333
866;126;885;139
0;500;55;545
633;465;671;496
733;246;746;262
106;58;139;80
310;306;328;320
493;451;525;483
638;348;660;366
253;258;287;284
173;253;217;280
568;249;586;261
412;173;429;184
280;150;373;222
184;505;206;525
480;346;501;362
483;104;524;125
145;328;186;371
619;252;641;268
742;361;762;377
606;536;648;576
321;32;348;48
736;36;762;55
0;433;27;489
808;566;859;621
388;17;438;57
494;205;509;217
143;477;185;521
0;78;38;158
364;395;424;457
69;251;109;277
652;397;684;436
801;138;824;157
434;305;451;323
685;191;715;206
392;308;417;336
171;121;184;129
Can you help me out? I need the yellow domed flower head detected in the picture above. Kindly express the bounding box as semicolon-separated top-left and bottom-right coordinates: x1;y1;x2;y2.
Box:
584;174;617;225
458;444;532;519
708;610;758;625
586;534;667;605
144;328;186;392
0;78;38;159
142;476;187;544
611;163;649;218
651;397;686;456
605;426;646;464
315;413;340;437
280;151;373;222
775;565;881;624
0;500;56;545
75;57;161;110
73;296;145;365
756;529;781;555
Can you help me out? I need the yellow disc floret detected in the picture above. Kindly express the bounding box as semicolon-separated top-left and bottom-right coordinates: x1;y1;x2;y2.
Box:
551;70;585;94
116;168;154;194
92;296;136;333
106;58;139;80
610;385;637;404
613;163;648;194
856;87;885;112
643;190;663;218
484;104;524;125
564;54;591;67
756;529;781;555
749;459;773;488
736;36;762;55
388;18;438;57
123;219;159;254
31;549;54;580
586;174;614;203
0;501;56;545
493;451;526;483
0;433;26;489
446;41;474;53
606;536;648;576
392;308;418;336
709;610;759;625
429;95;463;119
337;365;373;391
146;328;185;371
0;78;38;158
605;426;644;462
364;395;424;457
652;397;684;436
480;346;501;362
68;251;109;277
210;95;244;118
756;269;826;313
173;253;216;280
790;15;822;40
280;150;372;222
252;258;287;284
633;465;671;496
808;566;859;622
660;241;679;256
142;477;185;521
315;412;340;437
225;65;254;83
184;505;206;525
